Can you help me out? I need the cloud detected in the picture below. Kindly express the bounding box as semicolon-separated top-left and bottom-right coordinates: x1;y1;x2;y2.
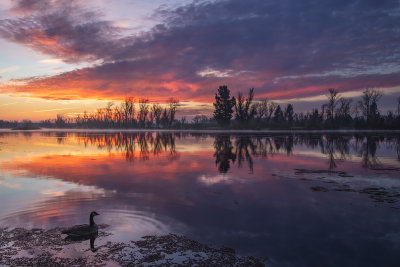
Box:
39;58;63;64
0;66;20;74
0;0;125;63
0;0;399;103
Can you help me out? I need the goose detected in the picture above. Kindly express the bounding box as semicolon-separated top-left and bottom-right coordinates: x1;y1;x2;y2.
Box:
62;211;100;238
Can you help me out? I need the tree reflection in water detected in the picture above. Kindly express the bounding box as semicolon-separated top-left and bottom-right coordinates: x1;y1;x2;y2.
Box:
25;131;400;173
75;132;178;162
213;133;400;173
355;134;382;169
214;135;295;173
213;135;236;173
320;134;352;170
397;136;400;161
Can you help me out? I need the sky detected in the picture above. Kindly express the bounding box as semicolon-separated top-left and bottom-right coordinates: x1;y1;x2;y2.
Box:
0;0;400;121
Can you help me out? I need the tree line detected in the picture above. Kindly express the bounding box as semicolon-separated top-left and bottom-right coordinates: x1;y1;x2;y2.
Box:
213;85;400;129
49;97;181;129
0;86;399;129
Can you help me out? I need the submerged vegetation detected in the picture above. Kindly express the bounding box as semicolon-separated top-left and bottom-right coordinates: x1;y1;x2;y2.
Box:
1;87;399;130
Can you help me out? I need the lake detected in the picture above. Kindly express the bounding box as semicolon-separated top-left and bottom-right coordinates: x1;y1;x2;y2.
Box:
0;130;399;266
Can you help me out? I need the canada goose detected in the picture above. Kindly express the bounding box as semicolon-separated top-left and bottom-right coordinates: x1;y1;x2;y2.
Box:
62;211;100;237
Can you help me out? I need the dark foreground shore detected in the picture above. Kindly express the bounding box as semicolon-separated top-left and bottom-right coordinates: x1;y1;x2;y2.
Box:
0;227;265;266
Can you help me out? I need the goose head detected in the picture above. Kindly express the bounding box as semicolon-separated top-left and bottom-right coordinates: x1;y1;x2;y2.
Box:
91;211;100;217
90;211;100;226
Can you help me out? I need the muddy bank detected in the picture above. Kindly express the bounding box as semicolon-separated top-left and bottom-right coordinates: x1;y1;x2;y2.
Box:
0;227;265;266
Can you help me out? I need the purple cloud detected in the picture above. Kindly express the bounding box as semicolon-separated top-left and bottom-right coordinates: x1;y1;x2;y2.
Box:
0;0;399;103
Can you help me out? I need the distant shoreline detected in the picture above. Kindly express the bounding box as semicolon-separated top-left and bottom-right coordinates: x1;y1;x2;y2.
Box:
1;128;400;134
11;126;42;131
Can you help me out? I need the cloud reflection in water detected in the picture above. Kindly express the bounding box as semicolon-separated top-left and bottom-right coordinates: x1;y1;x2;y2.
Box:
0;131;400;266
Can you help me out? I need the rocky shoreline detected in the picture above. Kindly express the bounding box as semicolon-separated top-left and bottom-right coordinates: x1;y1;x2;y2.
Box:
0;227;265;266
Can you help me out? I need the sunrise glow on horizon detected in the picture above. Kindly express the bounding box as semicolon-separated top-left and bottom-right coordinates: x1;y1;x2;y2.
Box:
1;0;400;121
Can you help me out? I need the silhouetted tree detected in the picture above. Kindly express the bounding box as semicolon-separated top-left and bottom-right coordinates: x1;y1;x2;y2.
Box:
284;104;294;124
336;98;352;117
235;88;256;125
138;98;149;127
357;88;383;125
151;104;163;128
161;108;169;128
336;98;353;127
55;114;66;128
323;88;340;126
168;97;179;127
122;97;135;127
8;84;400;130
307;109;323;129
273;105;284;125
192;115;209;128
266;102;277;124
252;99;269;124
213;85;236;126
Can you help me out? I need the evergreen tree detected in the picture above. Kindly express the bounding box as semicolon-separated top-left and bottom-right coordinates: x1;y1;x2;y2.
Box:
284;104;294;123
273;105;284;124
213;85;236;126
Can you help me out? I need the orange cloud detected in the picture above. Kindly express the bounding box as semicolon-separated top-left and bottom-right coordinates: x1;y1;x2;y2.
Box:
1;0;400;106
3;66;399;104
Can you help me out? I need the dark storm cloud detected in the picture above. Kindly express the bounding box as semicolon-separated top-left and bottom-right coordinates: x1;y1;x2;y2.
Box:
0;0;124;63
10;0;56;13
1;0;399;101
148;0;400;76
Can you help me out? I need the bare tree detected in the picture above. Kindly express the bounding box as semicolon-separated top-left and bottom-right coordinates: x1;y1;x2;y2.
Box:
113;105;123;128
266;101;277;123
122;97;135;127
324;88;341;121
151;104;163;128
336;98;352;118
193;115;208;125
235;88;256;124
252;99;269;123
168;97;179;126
357;88;383;122
138;98;149;127
105;102;114;127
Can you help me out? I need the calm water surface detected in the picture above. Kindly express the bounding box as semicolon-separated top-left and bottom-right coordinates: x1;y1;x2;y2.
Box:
0;130;399;266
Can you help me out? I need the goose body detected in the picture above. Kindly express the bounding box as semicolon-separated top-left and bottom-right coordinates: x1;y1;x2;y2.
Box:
62;211;100;237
